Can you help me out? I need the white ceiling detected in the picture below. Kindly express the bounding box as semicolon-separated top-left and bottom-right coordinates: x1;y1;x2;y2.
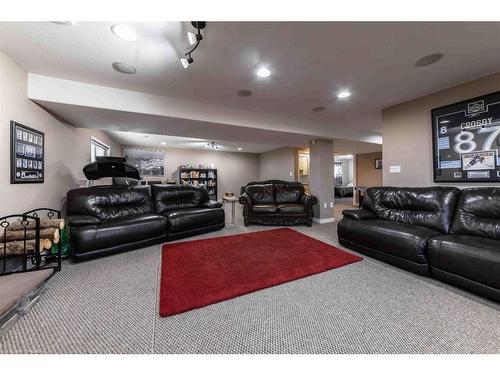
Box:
331;138;381;155
109;131;279;153
1;21;500;145
107;130;381;154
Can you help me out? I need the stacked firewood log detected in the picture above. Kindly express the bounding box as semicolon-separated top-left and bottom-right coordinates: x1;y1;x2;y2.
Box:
0;218;65;257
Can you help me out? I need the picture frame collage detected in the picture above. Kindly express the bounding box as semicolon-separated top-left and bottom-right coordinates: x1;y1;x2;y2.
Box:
10;121;45;184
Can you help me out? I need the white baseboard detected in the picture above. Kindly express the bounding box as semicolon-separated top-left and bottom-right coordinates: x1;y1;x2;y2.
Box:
313;217;336;224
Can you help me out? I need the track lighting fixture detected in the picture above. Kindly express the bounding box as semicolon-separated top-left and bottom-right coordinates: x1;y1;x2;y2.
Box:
180;21;206;69
206;141;218;150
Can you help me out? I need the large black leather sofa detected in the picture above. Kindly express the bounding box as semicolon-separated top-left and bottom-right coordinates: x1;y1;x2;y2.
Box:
338;186;500;302
66;184;224;261
239;180;317;227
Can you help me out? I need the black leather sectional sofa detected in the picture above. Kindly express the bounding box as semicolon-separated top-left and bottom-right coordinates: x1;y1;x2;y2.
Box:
239;180;318;227
338;186;500;302
66;184;225;261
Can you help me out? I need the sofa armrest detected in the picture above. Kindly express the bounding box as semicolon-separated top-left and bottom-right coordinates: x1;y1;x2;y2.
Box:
239;193;252;205
67;215;101;227
342;209;377;221
300;194;318;217
301;194;318;206
239;194;253;216
200;200;223;209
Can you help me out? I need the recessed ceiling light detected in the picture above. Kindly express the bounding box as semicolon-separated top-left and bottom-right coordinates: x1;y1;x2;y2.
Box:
440;120;450;124
256;67;271;78
414;53;443;67
237;90;253;97
312;106;326;112
337;91;351;99
237;147;243;151
112;62;137;74
111;24;137;42
160;142;166;145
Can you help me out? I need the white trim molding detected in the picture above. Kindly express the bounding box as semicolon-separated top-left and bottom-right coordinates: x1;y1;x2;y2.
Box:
90;136;111;162
313;217;336;224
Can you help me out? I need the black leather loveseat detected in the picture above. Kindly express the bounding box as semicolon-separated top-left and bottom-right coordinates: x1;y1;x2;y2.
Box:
338;186;500;302
239;180;317;227
66;184;224;261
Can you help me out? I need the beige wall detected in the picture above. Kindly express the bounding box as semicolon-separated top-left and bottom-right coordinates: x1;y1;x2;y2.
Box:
309;139;335;220
0;51;122;217
259;147;297;181
356;152;383;187
123;146;260;199
382;72;500;187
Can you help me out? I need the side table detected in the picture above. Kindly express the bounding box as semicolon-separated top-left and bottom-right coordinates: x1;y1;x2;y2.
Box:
223;196;239;228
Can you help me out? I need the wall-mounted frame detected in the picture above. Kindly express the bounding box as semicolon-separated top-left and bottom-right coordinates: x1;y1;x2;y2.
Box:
374;158;382;169
431;91;500;183
123;147;165;177
10;121;44;184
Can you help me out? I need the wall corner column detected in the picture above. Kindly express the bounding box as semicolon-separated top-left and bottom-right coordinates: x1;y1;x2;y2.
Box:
309;139;335;223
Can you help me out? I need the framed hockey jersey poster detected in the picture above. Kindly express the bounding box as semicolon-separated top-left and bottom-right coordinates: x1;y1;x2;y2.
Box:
432;91;500;182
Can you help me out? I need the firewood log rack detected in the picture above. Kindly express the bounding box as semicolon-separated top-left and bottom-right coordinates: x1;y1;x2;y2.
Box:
1;208;62;276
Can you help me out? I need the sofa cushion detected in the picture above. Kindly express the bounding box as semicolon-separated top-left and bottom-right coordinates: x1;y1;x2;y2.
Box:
342;209;377;221
451;187;500;240
71;214;167;253
164;208;224;234
245;184;275;204
428;234;500;290
152;185;209;214
67;185;155;221
252;204;278;214
362;186;460;233
275;183;304;203
278;204;305;214
67;215;101;227
338;218;440;264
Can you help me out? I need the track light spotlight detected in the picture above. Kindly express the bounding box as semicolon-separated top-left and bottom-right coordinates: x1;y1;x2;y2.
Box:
188;32;197;45
188;31;202;45
180;21;206;69
180;55;194;69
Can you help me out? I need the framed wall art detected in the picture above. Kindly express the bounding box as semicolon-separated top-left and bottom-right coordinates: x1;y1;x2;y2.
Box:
431;91;500;183
123;147;165;177
374;158;382;169
10;121;45;184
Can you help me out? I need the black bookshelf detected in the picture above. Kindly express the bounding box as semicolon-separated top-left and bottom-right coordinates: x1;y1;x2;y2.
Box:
179;167;217;200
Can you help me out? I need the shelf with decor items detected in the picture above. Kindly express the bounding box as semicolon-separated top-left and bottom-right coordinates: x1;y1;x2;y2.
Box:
179;167;217;200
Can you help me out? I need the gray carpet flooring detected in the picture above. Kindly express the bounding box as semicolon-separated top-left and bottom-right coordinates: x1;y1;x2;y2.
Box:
1;205;499;354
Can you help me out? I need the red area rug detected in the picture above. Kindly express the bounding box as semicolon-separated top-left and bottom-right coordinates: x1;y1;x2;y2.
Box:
159;228;362;316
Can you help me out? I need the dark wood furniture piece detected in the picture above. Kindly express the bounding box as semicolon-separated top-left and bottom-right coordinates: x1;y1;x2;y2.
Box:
179;167;217;200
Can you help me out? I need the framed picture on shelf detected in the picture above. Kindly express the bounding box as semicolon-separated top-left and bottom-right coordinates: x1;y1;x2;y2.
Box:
432;91;500;182
374;158;382;169
10;121;44;184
